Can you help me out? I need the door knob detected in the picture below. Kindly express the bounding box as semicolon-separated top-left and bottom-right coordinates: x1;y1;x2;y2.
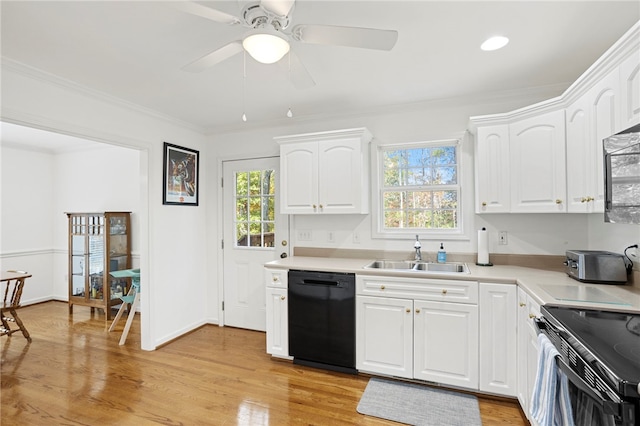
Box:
280;253;288;258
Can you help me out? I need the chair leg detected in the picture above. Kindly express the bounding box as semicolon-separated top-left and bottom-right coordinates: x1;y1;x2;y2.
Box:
9;309;31;343
108;302;128;332
119;292;140;346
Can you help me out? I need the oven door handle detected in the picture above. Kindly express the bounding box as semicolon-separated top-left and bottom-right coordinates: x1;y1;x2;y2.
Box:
555;356;622;417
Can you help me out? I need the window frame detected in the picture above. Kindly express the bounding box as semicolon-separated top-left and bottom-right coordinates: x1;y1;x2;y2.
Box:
371;138;466;240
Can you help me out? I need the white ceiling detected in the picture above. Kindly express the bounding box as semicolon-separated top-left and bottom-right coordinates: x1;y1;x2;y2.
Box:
1;0;639;140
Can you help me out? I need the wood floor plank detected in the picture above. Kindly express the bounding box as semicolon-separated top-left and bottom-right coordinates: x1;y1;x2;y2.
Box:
1;302;528;425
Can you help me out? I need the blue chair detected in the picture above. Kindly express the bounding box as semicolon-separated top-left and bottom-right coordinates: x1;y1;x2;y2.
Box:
108;269;140;345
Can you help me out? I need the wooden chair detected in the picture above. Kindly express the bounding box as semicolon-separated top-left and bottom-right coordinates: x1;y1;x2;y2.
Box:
1;270;32;343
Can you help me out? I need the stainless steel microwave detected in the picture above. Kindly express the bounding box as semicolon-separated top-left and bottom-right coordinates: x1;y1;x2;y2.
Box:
604;123;640;224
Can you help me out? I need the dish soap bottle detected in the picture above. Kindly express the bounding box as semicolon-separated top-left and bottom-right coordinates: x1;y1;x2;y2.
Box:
437;243;447;263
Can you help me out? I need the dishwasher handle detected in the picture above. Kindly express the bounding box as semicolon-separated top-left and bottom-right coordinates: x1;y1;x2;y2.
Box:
300;279;341;286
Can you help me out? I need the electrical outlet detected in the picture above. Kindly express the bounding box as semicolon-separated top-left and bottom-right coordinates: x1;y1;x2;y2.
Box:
327;231;335;243
353;231;360;244
298;230;312;241
499;231;508;245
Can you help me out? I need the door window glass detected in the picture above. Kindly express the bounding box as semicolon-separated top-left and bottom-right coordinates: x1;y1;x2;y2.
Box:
234;169;275;248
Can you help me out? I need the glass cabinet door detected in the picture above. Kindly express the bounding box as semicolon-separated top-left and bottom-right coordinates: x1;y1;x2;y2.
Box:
107;214;129;301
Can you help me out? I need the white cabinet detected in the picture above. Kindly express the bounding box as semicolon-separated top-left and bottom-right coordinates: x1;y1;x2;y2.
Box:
265;268;290;359
509;110;567;212
356;295;413;378
275;128;372;214
475;124;510;213
516;287;541;420
566;94;596;212
619;51;640;131
356;275;479;390
413;299;478;388
478;283;517;397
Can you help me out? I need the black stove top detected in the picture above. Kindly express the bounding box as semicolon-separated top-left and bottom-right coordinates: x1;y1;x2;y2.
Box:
542;305;640;397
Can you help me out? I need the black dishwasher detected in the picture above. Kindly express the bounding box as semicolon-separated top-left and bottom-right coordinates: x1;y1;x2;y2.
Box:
288;270;356;374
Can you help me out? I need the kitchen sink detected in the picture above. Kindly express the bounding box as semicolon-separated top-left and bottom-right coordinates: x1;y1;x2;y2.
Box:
363;260;469;274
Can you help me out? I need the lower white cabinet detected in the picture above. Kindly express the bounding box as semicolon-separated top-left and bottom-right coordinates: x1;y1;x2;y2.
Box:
479;283;517;396
516;286;541;419
413;299;478;388
356;275;479;390
265;268;290;359
356;295;413;378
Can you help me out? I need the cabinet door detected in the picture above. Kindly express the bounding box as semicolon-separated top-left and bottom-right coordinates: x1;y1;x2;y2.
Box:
279;142;318;214
318;137;369;214
589;68;620;212
414;300;478;389
516;287;541;420
566;95;595;212
265;287;289;358
619;51;640;131
356;296;413;378
509;110;567;212
479;283;516;396
475;125;510;213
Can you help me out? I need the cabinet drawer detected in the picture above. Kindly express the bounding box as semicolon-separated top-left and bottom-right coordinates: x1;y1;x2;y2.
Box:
265;268;288;288
357;275;478;304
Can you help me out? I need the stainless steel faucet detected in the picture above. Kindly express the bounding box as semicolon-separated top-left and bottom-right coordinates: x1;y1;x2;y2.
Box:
414;235;422;261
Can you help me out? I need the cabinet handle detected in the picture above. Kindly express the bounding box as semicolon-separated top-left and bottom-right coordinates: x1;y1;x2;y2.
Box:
415;308;420;314
555;199;563;204
280;295;285;301
380;285;386;290
442;289;447;295
406;308;411;313
587;196;594;202
519;302;526;307
529;314;536;319
319;204;323;209
581;197;587;203
313;204;317;209
481;202;487;207
272;276;278;282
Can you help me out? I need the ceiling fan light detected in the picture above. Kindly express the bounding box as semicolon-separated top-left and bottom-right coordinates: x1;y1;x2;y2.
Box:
481;36;509;51
243;31;290;64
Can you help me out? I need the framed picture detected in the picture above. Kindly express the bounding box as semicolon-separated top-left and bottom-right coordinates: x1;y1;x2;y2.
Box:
163;142;199;206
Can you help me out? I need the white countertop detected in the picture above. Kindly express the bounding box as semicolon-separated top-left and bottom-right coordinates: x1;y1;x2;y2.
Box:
265;256;640;313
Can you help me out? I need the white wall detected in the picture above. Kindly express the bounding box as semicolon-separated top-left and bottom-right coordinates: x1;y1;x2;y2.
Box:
0;146;55;304
2;62;210;350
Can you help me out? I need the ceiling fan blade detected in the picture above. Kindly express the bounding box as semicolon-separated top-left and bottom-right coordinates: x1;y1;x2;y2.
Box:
260;0;295;17
173;1;241;25
292;24;398;51
278;51;315;89
182;41;244;72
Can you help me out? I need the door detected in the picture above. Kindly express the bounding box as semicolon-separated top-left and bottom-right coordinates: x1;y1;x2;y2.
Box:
223;157;289;331
356;295;413;378
413;300;478;388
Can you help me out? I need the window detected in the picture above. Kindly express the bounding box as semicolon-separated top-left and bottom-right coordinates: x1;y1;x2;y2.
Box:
234;169;275;248
376;140;461;236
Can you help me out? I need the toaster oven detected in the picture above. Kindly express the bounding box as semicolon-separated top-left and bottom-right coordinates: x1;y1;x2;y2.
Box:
564;250;627;284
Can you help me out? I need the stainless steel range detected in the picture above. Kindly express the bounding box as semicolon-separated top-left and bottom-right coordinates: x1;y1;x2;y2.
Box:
536;305;640;426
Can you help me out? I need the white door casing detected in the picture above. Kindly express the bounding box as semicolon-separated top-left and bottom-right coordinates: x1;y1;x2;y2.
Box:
223;157;289;331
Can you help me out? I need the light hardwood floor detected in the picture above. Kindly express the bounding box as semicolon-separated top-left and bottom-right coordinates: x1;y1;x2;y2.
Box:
1;301;528;425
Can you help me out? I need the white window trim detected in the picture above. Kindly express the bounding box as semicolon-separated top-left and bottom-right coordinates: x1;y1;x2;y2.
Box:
371;136;472;241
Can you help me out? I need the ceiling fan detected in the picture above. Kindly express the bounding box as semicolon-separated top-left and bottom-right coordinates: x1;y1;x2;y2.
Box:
174;0;398;88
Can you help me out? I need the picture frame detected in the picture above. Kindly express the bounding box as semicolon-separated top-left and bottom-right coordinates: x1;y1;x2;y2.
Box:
162;142;199;206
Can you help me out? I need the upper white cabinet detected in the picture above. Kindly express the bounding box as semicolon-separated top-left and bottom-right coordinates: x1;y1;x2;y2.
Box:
619;51;640;131
471;21;639;214
509;110;567;213
275;128;372;214
567;68;620;213
475;124;510;213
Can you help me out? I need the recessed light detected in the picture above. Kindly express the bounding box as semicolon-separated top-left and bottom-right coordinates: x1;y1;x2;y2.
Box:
481;36;509;51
